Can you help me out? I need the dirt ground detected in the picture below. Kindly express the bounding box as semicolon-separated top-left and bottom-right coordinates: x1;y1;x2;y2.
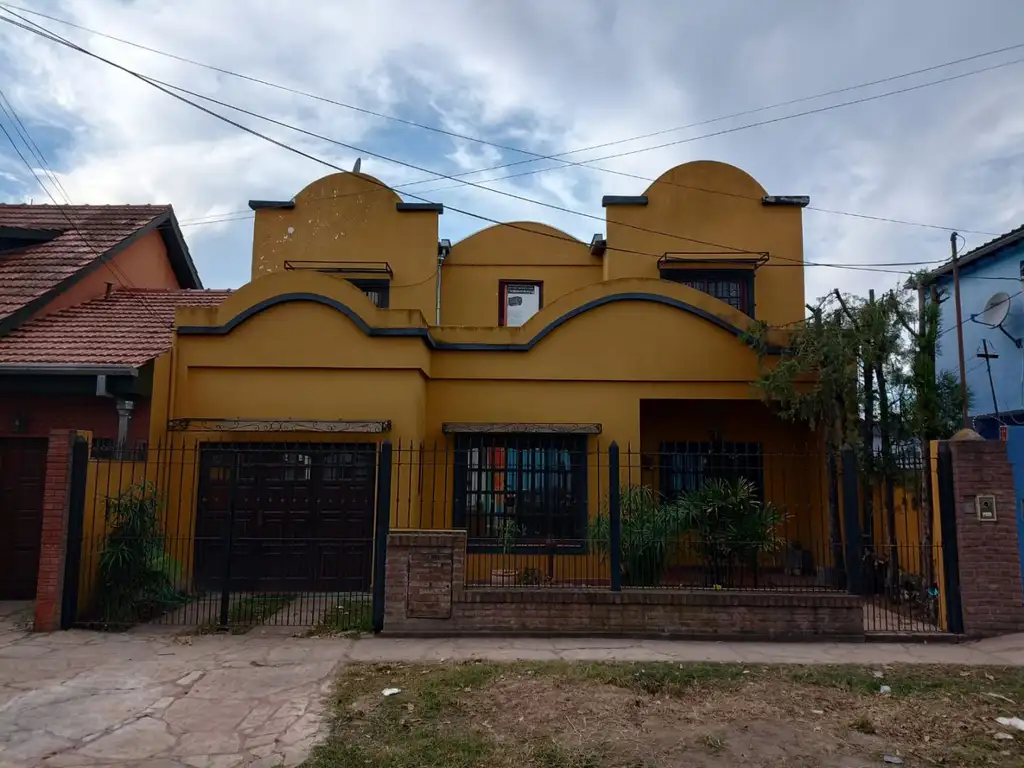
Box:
305;662;1024;767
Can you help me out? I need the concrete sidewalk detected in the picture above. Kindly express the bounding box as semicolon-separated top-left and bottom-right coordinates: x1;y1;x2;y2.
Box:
1;610;1023;768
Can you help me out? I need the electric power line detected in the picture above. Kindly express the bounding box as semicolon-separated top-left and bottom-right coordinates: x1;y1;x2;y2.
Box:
0;90;169;325
0;11;973;281
0;1;1008;238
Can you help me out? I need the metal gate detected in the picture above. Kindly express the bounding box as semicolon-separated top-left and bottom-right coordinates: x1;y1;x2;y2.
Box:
0;437;48;600
67;439;388;633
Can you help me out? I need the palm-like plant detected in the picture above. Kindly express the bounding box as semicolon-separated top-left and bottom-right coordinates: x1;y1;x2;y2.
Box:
97;483;184;626
591;485;689;586
678;478;785;587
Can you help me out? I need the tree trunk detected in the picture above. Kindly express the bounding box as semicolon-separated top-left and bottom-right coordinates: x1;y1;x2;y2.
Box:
827;416;846;588
874;361;899;594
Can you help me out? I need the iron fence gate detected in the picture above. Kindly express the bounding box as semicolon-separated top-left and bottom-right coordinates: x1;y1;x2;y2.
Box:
64;439;391;633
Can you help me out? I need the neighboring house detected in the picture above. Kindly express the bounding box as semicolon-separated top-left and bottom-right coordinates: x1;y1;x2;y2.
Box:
0;203;217;599
128;160;823;597
922;225;1024;439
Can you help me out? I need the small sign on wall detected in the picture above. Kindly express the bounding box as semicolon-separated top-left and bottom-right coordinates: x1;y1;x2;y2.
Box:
976;495;997;521
501;281;541;327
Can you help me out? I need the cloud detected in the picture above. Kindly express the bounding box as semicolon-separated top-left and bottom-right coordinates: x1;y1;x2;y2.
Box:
0;0;1022;298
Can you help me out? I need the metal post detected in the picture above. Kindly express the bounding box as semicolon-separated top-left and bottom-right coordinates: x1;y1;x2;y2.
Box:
608;442;621;592
60;437;89;630
372;440;393;633
840;445;863;595
950;232;970;429
218;451;239;629
937;441;964;634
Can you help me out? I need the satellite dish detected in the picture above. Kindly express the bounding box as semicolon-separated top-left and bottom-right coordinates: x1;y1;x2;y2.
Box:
979;292;1011;327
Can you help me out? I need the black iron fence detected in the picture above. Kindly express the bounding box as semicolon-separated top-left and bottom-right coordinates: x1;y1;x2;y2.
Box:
392;437;842;593
64;438;381;633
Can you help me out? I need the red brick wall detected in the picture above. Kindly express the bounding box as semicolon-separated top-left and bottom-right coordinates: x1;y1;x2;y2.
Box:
948;438;1024;637
33;430;75;632
0;394;150;443
384;531;864;639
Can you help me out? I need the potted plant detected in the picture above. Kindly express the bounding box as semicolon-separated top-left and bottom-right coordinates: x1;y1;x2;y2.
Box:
590;485;690;587
491;517;523;586
678;478;785;588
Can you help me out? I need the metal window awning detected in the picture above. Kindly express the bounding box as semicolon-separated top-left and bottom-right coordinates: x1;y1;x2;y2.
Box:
283;260;394;279
167;418;392;433
658;252;768;271
442;422;602;434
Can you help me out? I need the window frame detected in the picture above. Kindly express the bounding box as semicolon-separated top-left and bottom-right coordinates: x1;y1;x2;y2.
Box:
659;441;765;502
347;278;390;308
660;269;754;316
452;433;588;553
498;280;544;327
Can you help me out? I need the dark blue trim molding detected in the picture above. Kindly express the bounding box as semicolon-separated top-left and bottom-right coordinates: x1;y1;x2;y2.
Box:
177;291;781;352
248;200;296;210
601;195;648;207
396;202;444;213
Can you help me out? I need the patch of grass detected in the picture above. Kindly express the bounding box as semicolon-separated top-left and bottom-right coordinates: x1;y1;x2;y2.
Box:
307;600;373;637
701;733;726;753
193;595;292;635
849;714;877;734
303;662;1024;768
531;742;604;768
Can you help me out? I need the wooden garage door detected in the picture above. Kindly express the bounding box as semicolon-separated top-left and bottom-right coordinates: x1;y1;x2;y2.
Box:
194;443;376;593
0;438;48;599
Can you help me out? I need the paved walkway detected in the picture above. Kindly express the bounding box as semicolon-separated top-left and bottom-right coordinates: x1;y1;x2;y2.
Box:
1;601;1023;768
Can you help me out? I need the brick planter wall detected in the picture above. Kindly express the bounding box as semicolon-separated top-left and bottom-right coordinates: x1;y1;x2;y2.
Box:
384;531;864;640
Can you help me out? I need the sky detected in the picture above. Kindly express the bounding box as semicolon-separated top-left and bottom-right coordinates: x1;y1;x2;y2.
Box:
0;0;1022;300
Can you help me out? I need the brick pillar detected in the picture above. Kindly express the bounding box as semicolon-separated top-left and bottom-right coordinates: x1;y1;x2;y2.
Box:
383;531;466;634
948;434;1024;637
33;430;76;632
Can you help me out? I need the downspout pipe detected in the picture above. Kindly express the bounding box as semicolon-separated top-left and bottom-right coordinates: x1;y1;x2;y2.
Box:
435;239;452;325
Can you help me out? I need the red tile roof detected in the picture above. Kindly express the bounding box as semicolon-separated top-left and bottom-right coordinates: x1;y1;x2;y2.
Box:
0;289;230;367
0;204;174;320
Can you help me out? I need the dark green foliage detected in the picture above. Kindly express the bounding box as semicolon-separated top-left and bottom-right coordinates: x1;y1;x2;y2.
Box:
96;483;184;627
590;485;688;586
678;478;785;587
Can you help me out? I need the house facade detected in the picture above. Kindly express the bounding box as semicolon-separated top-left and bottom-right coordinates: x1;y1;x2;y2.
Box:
925;226;1024;439
130;159;831;598
0;204;208;600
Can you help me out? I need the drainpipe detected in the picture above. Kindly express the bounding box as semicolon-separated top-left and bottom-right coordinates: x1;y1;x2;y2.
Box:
435;239;451;325
115;399;135;449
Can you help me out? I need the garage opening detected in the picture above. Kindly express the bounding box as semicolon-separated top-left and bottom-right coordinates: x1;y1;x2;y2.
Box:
195;442;377;594
0;437;48;600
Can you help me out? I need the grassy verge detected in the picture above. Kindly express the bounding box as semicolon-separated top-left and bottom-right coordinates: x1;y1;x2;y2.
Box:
303;662;1024;768
195;595;292;635
306;599;373;637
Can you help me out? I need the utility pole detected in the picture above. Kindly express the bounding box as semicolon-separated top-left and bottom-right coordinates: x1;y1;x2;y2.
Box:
950;232;970;429
978;339;1000;419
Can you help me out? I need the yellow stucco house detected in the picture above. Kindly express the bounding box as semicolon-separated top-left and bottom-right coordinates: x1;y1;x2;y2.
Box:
129;159;829;598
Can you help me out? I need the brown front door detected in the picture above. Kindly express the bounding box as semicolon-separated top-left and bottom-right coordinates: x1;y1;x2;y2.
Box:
0;438;48;599
195;443;376;593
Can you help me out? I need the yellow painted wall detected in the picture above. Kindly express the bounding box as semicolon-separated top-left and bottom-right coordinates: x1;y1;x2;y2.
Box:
440;222;602;326
604;161;805;328
128;160;821;593
251;171;439;320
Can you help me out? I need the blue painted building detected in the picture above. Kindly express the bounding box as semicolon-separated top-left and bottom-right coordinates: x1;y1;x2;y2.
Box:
925;226;1024;439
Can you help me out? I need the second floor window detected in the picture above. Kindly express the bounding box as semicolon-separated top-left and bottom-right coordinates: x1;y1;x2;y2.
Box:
499;281;542;326
347;279;390;308
661;270;753;316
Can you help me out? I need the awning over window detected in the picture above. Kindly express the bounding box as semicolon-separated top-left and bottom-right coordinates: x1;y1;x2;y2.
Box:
167;418;391;433
441;422;602;434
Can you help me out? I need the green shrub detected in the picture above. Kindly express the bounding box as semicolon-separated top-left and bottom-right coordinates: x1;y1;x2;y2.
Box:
96;483;185;627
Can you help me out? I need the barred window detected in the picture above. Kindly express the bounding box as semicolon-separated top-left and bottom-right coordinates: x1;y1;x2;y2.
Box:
453;434;587;550
661;270;753;316
347;279;390;308
659;441;764;500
